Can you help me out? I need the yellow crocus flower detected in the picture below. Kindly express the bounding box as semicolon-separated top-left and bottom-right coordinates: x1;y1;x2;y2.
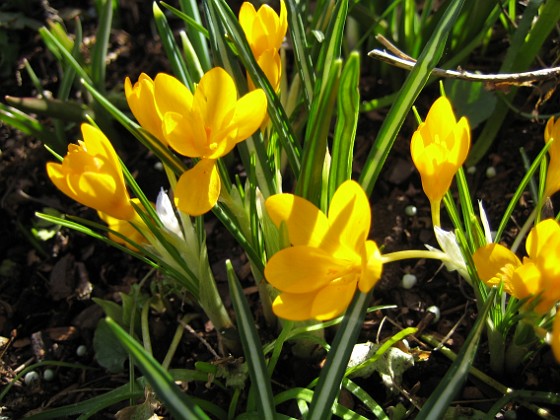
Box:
410;96;470;226
473;219;560;313
544;116;560;197
152;67;267;216
124;73;166;145
264;180;383;321
239;0;287;59
47;123;134;221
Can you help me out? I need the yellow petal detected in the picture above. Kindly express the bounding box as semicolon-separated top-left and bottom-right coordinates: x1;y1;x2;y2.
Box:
265;193;328;247
472;243;521;290
271;292;314;321
265;246;352;293
124;74;165;143
271;278;356;321
46;162;74;199
174;159;220;216
195;67;237;137
551;314;560;363
154;73;193;116
526;219;560;259
229;88;267;143
324;180;371;259
163;111;206;158
98;202;147;251
358;240;383;292
311;279;357;321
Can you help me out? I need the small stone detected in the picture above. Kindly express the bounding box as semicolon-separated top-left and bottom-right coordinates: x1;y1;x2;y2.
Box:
76;344;87;357
43;368;55;381
401;273;417;289
426;305;440;323
404;205;417;217
24;371;40;386
486;166;496;178
466;166;476;174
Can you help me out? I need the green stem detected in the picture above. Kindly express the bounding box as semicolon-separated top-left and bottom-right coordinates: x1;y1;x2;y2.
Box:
381;249;448;264
431;198;441;228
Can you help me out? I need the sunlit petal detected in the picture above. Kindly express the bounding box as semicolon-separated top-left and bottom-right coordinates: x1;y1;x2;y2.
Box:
265;246;352;293
154;73;193;115
271;292;314;321
174;159;220;216
324;180;370;259
526;219;560;259
472;243;521;289
195;67;237;133
311;280;357;321
265;194;328;247
551;314;560;363
359;240;383;292
163;111;206;158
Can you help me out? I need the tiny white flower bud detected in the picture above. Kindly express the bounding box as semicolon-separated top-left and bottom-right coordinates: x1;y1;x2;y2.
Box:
156;188;184;239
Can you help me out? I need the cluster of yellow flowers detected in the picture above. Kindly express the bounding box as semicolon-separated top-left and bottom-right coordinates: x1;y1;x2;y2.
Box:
410;97;560;362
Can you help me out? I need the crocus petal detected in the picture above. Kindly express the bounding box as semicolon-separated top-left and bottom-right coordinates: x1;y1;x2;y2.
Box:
228;88;267;143
324;180;370;259
174;159;220;216
552;314;560;363
154;73;193;116
124;74;165;143
195;67;237;135
98;200;148;251
163;111;206;157
311;279;358;321
271;278;356;322
265;246;353;294
359;240;383;292
526;219;560;259
472;243;521;289
265;193;329;247
510;261;541;301
271;292;314;321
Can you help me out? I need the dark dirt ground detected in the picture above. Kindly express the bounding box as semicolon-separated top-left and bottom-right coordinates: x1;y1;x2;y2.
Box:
1;1;560;418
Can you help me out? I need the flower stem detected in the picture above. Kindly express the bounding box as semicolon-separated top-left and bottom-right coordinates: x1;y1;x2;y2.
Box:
381;249;449;264
431;198;442;228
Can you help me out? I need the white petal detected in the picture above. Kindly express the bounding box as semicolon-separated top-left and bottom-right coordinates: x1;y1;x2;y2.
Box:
156;188;184;238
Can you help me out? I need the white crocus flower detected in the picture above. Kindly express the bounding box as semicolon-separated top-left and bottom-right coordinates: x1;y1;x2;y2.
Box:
425;226;469;281
156;188;184;239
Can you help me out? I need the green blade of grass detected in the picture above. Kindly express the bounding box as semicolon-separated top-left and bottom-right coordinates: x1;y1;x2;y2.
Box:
226;260;276;419
104;317;210;419
329;52;360;201
178;0;211;71
91;0;113;89
359;0;467;195
286;0;315;107
416;288;497;419
153;2;193;90
0;103;58;146
296;59;341;207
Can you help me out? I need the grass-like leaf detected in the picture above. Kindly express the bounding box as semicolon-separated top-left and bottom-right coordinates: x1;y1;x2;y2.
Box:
91;0;113;89
226;260;276;419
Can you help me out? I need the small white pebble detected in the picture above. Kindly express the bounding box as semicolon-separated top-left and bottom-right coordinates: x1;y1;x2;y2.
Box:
76;345;87;357
24;371;40;386
43;368;55;381
154;161;163;171
466;165;476;174
485;166;497;178
426;305;441;323
401;273;417;289
404;205;417;217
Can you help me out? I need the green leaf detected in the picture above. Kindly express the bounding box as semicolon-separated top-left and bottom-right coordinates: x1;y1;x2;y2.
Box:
93;319;129;373
91;0;113;89
226;260;276;419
